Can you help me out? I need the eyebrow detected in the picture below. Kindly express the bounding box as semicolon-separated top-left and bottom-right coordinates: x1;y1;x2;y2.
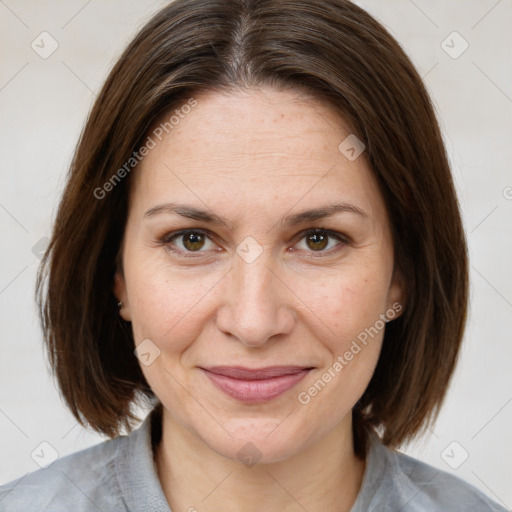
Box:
143;202;368;227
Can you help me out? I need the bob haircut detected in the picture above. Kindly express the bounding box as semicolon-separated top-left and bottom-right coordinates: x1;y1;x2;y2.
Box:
36;0;468;458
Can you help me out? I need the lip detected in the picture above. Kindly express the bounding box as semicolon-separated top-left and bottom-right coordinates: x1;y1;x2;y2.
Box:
200;366;313;403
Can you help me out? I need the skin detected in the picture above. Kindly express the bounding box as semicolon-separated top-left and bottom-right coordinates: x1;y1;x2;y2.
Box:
114;86;404;512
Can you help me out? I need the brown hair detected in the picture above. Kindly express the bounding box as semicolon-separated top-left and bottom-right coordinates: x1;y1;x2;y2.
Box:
36;0;468;457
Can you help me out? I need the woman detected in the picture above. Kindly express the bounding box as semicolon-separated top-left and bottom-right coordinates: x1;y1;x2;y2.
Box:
0;0;506;510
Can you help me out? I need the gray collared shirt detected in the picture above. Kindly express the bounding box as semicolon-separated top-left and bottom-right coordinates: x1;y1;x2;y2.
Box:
0;407;507;511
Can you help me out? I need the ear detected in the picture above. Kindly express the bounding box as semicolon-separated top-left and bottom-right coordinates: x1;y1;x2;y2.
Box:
386;265;406;320
113;270;132;322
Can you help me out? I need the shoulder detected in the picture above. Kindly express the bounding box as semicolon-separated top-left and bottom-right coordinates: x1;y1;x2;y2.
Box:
0;434;127;512
369;442;508;511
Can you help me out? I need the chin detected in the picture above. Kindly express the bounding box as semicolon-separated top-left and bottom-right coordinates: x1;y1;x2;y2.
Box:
211;434;303;466
198;415;316;466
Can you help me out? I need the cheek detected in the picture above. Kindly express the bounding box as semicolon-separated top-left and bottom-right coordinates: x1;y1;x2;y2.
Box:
124;257;223;407
291;257;392;347
124;249;223;349
293;266;388;419
290;257;392;408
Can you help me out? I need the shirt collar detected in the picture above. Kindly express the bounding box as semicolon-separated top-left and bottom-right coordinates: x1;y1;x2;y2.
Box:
115;405;171;511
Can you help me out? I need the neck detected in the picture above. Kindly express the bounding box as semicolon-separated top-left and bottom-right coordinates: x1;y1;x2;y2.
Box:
154;408;366;512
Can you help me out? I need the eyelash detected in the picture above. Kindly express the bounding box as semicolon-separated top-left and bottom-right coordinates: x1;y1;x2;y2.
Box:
158;228;350;259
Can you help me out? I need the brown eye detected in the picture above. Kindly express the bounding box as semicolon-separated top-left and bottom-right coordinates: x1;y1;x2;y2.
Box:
162;229;216;256
295;228;348;255
181;231;206;251
305;232;329;251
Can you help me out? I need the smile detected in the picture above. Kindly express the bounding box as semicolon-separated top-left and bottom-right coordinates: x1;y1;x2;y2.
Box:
200;366;313;403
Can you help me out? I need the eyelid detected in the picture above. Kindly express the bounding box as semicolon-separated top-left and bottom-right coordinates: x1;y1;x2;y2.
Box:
160;228;215;245
293;227;351;245
289;228;350;258
159;227;350;257
160;228;219;258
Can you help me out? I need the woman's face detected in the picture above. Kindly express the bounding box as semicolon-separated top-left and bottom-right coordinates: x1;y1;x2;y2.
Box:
114;87;403;463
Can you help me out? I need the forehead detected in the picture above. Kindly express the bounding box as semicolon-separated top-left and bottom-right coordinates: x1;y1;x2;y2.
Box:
130;87;384;222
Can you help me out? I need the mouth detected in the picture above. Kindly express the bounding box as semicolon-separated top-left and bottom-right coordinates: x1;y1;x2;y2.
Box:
199;366;314;403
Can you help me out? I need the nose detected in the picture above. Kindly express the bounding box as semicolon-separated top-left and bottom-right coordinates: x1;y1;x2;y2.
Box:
215;252;296;347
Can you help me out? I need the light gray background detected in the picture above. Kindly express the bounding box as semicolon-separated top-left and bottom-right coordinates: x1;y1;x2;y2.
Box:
1;0;511;508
